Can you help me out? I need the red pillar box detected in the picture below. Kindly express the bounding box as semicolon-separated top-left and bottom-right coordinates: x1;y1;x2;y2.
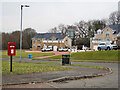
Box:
8;42;16;72
8;42;16;56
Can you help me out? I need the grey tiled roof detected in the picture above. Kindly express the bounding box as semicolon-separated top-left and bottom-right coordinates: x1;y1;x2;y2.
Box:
32;33;67;40
101;24;120;34
108;24;120;34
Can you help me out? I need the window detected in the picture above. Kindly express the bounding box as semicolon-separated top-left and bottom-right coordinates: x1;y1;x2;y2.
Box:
106;34;109;37
94;38;101;41
105;38;110;41
113;38;116;40
66;39;68;42
33;44;35;48
105;31;110;37
33;40;35;43
37;44;40;48
98;39;102;41
106;43;111;45
37;39;40;42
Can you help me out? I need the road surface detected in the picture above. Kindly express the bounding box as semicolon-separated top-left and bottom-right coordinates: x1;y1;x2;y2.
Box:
2;58;119;88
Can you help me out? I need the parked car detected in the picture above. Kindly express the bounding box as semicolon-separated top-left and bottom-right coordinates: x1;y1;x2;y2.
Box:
97;42;118;51
46;47;52;51
41;48;46;52
41;47;52;52
59;47;68;52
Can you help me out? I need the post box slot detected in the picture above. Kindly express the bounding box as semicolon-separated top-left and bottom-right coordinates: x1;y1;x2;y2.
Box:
10;45;15;48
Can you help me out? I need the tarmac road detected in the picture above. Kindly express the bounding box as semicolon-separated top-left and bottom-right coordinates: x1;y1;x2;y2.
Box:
2;58;119;88
49;62;119;88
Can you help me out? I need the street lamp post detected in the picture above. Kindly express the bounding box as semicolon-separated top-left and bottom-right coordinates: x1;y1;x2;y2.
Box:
20;5;30;63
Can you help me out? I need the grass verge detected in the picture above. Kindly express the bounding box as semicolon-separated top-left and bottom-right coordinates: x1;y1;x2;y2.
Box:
2;50;54;59
2;60;106;74
48;50;119;60
24;61;105;69
2;60;71;74
32;58;120;63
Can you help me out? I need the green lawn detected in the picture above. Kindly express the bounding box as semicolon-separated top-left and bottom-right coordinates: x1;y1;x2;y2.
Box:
24;61;105;69
24;61;61;65
2;50;54;59
2;60;105;74
32;58;120;63
2;60;72;74
48;50;119;60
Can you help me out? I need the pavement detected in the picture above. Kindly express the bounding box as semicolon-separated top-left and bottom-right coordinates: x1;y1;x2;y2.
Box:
2;65;109;85
25;51;69;59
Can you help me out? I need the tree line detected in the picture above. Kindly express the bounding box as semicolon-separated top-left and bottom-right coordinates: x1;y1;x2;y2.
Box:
48;11;120;47
1;11;120;50
2;28;36;50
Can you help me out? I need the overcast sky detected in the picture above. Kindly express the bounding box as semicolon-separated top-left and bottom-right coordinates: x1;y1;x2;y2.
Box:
1;0;119;33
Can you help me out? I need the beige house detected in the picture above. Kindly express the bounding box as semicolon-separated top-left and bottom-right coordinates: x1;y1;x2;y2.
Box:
32;33;71;51
117;34;120;47
90;24;120;50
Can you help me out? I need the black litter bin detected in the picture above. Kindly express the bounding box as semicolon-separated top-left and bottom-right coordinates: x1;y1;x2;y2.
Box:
62;54;70;65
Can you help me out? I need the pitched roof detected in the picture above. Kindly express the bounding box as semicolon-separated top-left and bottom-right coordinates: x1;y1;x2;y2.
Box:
32;33;67;40
108;24;120;34
101;24;120;34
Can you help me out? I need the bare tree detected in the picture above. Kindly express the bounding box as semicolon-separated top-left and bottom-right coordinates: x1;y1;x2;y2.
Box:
101;18;109;25
2;28;36;50
48;27;59;33
2;32;10;49
75;21;89;38
58;24;67;35
109;11;120;25
11;31;20;49
23;28;37;49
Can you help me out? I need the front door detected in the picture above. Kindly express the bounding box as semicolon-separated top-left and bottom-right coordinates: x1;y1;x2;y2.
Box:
53;46;57;51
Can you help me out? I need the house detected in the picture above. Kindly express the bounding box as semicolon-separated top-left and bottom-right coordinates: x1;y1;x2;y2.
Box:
117;33;120;47
90;24;120;50
32;33;71;51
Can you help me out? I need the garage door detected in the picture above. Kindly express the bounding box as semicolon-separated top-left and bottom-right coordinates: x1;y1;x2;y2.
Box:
93;45;98;51
53;46;57;51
